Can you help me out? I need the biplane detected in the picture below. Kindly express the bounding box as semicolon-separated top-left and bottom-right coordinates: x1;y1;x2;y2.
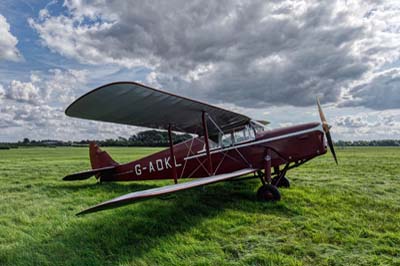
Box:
64;81;337;215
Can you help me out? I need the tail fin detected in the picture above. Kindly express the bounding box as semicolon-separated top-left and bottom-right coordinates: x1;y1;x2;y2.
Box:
63;142;118;181
89;142;118;169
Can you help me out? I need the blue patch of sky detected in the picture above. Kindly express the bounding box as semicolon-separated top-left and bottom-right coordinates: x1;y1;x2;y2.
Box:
0;1;74;81
0;0;149;87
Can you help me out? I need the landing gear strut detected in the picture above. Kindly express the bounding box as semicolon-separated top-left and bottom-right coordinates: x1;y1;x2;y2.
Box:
257;150;281;201
272;176;290;188
270;165;290;188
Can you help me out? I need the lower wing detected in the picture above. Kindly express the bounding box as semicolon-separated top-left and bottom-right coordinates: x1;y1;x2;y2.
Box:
77;168;257;215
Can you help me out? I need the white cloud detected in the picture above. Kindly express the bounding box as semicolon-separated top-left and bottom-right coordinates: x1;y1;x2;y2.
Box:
28;0;400;110
333;110;400;140
0;14;21;61
0;84;5;99
7;80;41;104
0;102;139;141
3;68;88;105
0;68;139;141
43;68;89;104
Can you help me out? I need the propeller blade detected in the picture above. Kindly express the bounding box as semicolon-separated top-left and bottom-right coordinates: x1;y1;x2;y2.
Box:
316;97;338;165
317;97;327;125
325;131;338;165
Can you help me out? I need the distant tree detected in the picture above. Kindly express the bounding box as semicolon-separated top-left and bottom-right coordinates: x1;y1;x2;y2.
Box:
335;139;400;147
8;132;399;147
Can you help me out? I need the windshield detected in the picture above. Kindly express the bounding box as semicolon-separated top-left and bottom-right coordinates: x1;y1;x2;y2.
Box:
250;120;267;133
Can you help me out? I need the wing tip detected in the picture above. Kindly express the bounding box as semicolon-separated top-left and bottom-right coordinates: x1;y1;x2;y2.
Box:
76;209;90;216
76;203;112;216
76;204;100;216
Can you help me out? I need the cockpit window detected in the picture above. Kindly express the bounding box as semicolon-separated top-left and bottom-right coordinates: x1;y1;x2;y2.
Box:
221;133;234;147
218;124;256;148
234;125;255;143
198;121;265;153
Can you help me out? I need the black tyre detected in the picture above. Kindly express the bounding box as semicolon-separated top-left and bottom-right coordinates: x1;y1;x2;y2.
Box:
272;176;290;188
256;170;264;178
257;184;281;201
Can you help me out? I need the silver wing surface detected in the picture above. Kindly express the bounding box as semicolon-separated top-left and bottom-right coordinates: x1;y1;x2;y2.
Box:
77;168;257;215
65;82;251;135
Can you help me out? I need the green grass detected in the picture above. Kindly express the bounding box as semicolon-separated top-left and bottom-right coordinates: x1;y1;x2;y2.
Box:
0;146;399;266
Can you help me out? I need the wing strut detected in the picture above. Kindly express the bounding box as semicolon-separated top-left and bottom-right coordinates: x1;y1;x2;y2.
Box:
202;111;213;175
168;124;178;184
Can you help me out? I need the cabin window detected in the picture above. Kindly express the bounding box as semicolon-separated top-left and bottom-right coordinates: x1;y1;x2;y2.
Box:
221;133;234;147
197;138;218;154
234;125;255;143
218;125;255;148
197;123;259;154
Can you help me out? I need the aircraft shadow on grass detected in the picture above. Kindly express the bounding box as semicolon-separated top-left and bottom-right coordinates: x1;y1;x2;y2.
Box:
13;181;299;265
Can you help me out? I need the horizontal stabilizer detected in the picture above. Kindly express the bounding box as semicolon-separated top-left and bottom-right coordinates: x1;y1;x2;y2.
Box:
63;166;115;181
77;168;257;215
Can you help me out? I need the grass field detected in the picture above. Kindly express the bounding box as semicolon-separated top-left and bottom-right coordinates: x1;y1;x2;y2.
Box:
0;147;399;266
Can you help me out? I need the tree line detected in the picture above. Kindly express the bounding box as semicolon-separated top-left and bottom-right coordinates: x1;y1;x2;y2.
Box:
0;130;192;149
335;140;400;147
0;130;400;149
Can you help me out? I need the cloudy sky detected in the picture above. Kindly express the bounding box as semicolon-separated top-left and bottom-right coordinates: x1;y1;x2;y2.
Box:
0;0;399;142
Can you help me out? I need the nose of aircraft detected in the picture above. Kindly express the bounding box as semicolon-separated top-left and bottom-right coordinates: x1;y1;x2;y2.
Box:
317;98;338;165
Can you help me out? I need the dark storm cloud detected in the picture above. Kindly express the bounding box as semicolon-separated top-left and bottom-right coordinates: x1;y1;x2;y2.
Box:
341;68;400;110
30;0;399;108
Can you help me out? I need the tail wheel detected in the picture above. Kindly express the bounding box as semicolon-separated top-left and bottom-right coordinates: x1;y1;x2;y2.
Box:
257;184;281;201
272;176;290;188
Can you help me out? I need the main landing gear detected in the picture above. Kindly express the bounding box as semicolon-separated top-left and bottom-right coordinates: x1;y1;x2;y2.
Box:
256;169;281;201
257;184;281;201
256;151;290;202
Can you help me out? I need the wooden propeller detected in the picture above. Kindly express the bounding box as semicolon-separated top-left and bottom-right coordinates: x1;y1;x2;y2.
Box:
317;97;338;165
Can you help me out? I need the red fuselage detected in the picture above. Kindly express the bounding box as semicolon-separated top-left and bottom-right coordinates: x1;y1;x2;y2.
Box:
100;122;327;182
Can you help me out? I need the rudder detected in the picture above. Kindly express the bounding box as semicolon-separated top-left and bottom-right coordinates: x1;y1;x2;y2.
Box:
89;142;118;169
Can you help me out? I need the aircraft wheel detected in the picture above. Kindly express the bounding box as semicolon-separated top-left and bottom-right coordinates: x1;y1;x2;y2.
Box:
256;170;264;178
272;176;290;188
257;184;281;201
